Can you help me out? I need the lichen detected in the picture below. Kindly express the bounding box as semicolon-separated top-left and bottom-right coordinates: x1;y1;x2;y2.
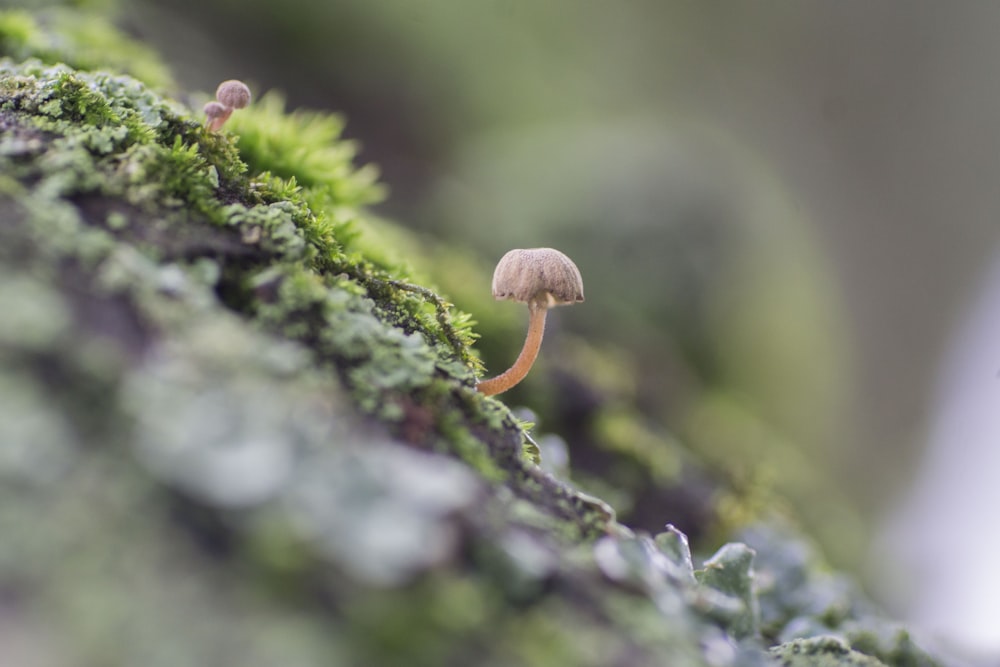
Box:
770;637;887;667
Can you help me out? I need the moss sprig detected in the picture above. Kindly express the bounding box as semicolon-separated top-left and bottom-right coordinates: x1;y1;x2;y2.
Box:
0;9;173;89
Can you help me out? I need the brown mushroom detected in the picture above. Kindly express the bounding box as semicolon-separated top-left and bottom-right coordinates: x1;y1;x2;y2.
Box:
476;248;584;396
203;101;231;132
205;80;251;132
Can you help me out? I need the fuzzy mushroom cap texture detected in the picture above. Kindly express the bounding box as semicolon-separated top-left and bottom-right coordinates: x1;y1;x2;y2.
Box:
491;248;584;307
216;80;251;109
203;101;228;119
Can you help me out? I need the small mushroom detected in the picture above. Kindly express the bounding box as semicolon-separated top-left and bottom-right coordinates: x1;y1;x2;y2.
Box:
203;101;231;132
205;79;251;132
476;248;584;396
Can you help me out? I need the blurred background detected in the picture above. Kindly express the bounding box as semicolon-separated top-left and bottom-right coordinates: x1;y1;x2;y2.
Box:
11;0;1000;661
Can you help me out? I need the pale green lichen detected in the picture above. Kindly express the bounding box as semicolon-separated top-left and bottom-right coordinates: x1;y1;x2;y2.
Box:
696;542;761;639
770;637;887;667
746;523;941;666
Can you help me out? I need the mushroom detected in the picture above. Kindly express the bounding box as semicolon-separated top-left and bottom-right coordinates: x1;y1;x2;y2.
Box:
203;101;231;132
476;248;584;396
204;79;252;132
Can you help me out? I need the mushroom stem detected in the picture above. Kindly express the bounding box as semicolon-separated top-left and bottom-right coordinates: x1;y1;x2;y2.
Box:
206;107;233;132
477;301;548;396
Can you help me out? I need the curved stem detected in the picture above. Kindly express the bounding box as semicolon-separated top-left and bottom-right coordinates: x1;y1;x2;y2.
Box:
206;107;233;132
476;302;548;396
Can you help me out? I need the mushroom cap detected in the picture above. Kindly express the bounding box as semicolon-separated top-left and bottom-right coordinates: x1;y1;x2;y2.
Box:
203;101;228;119
215;80;251;109
491;247;584;307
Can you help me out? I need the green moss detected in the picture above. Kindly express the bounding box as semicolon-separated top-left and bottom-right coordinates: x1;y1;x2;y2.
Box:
227;91;385;210
435;405;507;482
0;8;172;89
